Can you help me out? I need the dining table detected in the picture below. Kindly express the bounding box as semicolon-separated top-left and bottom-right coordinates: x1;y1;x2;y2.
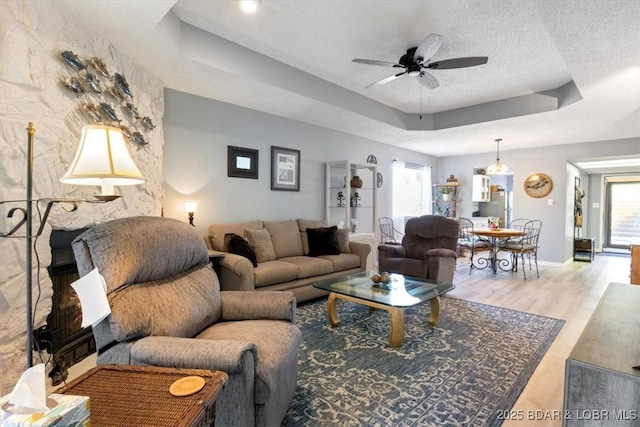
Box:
470;228;526;274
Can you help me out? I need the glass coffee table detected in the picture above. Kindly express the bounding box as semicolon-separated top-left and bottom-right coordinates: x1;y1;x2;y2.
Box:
313;271;454;347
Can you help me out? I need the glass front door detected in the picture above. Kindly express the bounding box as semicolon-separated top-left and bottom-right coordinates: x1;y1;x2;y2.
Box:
604;178;640;251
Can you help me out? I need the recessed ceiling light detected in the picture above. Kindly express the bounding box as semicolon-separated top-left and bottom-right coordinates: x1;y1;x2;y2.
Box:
239;0;261;13
574;158;640;169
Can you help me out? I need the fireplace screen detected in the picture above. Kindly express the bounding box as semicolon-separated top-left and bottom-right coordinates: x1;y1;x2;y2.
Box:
39;229;95;379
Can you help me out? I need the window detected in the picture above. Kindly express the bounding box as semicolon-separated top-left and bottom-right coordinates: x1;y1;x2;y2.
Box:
392;161;432;232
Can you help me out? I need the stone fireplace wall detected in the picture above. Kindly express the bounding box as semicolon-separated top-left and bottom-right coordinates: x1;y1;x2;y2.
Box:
0;0;164;393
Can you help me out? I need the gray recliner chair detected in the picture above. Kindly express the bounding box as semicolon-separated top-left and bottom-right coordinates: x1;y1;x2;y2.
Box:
71;216;301;427
378;215;459;284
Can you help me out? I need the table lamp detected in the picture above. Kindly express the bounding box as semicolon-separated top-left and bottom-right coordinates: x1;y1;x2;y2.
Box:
0;122;145;368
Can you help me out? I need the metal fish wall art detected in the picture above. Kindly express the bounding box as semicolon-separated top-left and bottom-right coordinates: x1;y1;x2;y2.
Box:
140;116;155;131
84;71;102;93
59;49;153;146
60;75;85;94
106;85;127;102
131;131;148;145
124;102;140;119
61;50;86;71
99;102;120;122
80;102;103;123
113;73;133;99
87;57;110;77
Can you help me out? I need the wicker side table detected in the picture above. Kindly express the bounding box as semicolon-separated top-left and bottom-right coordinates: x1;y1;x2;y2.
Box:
57;364;227;427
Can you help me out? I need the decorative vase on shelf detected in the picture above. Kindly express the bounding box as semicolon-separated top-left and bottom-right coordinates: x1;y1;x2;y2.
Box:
350;175;363;188
442;193;451;202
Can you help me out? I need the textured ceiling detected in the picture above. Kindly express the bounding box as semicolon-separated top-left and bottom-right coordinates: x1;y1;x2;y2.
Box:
59;0;640;158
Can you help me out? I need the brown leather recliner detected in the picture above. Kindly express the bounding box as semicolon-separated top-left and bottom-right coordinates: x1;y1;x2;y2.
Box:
378;215;459;284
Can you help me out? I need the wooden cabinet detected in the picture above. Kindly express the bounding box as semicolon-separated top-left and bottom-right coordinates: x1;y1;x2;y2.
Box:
631;244;640;285
433;183;459;218
472;175;490;202
563;283;640;426
326;160;376;233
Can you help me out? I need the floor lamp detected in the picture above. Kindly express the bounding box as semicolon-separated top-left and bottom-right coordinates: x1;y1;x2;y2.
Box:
0;122;144;368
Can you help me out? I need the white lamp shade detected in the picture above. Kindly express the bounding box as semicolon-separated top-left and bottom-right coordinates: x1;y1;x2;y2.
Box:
184;200;198;213
487;138;509;175
487;162;509;174
60;125;145;193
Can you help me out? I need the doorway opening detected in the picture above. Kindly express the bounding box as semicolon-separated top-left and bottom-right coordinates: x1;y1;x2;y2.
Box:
603;176;640;252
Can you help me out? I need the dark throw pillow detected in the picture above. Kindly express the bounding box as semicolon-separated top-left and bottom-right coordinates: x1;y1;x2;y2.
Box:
224;233;258;267
306;226;341;257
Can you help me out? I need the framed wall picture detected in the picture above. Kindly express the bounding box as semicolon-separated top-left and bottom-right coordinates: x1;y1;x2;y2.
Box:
271;146;300;191
228;146;258;179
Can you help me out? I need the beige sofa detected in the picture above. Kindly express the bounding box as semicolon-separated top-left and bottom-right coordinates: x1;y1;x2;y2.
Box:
208;219;371;302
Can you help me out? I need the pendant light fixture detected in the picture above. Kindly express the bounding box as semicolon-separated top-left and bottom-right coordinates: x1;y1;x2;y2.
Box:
487;138;509;175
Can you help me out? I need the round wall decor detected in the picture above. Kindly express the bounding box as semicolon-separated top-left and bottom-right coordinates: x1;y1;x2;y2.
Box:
524;173;553;198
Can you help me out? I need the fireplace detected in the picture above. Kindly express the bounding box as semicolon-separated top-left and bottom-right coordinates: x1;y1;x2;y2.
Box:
35;228;95;382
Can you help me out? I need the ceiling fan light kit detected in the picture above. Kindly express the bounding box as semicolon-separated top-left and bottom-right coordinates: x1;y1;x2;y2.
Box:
239;0;261;13
352;33;488;89
487;138;509;175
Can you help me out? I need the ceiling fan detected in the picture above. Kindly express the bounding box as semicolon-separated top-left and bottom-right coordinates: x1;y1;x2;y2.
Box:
352;33;488;89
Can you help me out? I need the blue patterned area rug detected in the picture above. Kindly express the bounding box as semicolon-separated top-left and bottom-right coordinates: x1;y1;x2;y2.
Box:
282;297;564;427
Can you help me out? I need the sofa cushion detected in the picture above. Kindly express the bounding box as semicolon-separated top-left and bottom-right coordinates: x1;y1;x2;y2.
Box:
108;263;221;342
278;256;334;278
245;229;276;263
297;219;328;255
319;253;362;271
224;233;258;267
253;261;299;287
307;226;341;257
264;220;304;258
336;228;352;254
209;220;264;252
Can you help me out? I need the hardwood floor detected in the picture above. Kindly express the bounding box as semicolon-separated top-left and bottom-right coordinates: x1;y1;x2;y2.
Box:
449;252;633;426
66;253;633;426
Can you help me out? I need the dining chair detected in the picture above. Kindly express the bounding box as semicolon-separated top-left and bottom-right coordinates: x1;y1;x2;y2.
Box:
501;219;542;279
505;218;529;245
378;216;403;244
509;218;529;231
457;217;492;274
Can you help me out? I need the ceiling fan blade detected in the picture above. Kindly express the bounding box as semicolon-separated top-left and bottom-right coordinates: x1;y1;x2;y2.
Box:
427;56;488;69
366;72;406;88
352;59;402;68
417;71;439;89
413;33;443;64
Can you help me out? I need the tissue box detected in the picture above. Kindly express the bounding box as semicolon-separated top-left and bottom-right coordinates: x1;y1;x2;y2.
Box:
0;393;89;427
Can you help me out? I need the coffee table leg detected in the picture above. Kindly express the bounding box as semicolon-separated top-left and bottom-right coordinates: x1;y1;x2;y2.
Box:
427;296;441;326
327;293;340;327
388;307;405;347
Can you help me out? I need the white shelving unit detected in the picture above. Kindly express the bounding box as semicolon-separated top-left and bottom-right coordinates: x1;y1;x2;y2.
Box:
325;160;377;233
432;183;460;218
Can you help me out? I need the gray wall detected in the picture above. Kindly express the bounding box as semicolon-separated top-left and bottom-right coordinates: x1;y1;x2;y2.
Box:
163;89;436;237
163;87;638;264
436;137;639;264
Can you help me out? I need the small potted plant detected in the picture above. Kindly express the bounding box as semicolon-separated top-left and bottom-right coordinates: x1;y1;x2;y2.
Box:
440;186;454;202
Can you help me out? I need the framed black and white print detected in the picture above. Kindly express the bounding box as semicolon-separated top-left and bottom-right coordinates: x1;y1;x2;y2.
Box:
228;146;258;179
271;146;300;191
